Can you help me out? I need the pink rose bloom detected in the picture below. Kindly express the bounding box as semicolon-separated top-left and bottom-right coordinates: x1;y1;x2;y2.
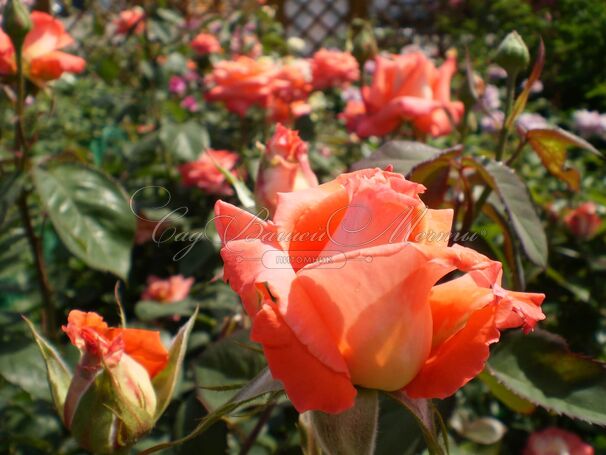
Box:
311;49;360;90
524;427;593;455
180;95;199;112
191;33;222;56
141;275;194;303
179;149;239;195
342;51;464;138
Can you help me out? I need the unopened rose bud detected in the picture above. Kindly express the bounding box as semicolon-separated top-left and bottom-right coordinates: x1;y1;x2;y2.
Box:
255;124;318;216
494;31;530;76
27;309;197;455
2;0;32;51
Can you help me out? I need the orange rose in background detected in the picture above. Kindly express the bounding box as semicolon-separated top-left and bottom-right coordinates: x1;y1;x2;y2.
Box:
255;123;318;216
179;149;240;195
142;275;194;303
215;167;544;413
114;7;145;35
0;12;85;84
524;427;594;455
564;202;602;240
342;51;464;138
205;56;276;116
268;59;312;123
191;32;221;56
311;49;360;90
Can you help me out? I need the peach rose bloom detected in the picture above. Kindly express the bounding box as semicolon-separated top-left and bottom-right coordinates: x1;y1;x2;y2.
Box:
179;149;239;195
342;51;464;138
564;202;601;240
311;49;360;90
255;124;318;216
205;56;276;116
114;7;145;35
191;33;221;56
215;168;544;413
141;275;194;303
0;12;85;84
524;427;594;455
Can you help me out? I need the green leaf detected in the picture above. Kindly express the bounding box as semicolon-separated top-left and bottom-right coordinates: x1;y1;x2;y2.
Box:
351;141;449;176
194;330;267;411
388;391;447;455
525;127;602;191
487;330;606;425
478;370;535;415
506;39;545;129
159;121;209;162
468;158;548;268
0;172;23;227
23;318;72;421
140;367;282;455
152;307;198;421
135;299;198;322
33;163;136;280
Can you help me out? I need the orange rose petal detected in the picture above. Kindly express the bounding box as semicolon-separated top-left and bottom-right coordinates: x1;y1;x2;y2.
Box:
405;303;500;399
251;303;356;414
107;328;168;378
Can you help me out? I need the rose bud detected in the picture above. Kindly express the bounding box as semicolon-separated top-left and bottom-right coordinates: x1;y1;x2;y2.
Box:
564;202;602;240
26;309;197;454
255;124;318;216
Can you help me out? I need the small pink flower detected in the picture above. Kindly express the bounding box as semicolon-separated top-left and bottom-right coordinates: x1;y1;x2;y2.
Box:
142;275;194;303
564;202;602;240
180;96;199;112
179;149;239;195
168;75;187;96
524;427;593;455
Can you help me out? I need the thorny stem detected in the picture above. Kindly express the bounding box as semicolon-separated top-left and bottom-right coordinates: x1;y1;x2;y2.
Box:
14;45;56;338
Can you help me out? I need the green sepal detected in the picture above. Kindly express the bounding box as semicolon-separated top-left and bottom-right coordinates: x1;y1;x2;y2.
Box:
23;317;72;422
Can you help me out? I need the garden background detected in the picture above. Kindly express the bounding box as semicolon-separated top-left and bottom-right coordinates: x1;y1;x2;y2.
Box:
1;0;606;454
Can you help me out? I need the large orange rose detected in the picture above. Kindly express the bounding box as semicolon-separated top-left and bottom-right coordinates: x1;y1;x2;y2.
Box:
215;168;544;413
0;12;85;84
342;51;464;138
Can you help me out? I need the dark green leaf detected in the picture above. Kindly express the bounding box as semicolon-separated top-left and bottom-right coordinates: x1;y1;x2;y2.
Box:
32;162;136;279
468;159;548;268
0;172;23;227
487;330;606;425
194;330;267;411
160;121;209;162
